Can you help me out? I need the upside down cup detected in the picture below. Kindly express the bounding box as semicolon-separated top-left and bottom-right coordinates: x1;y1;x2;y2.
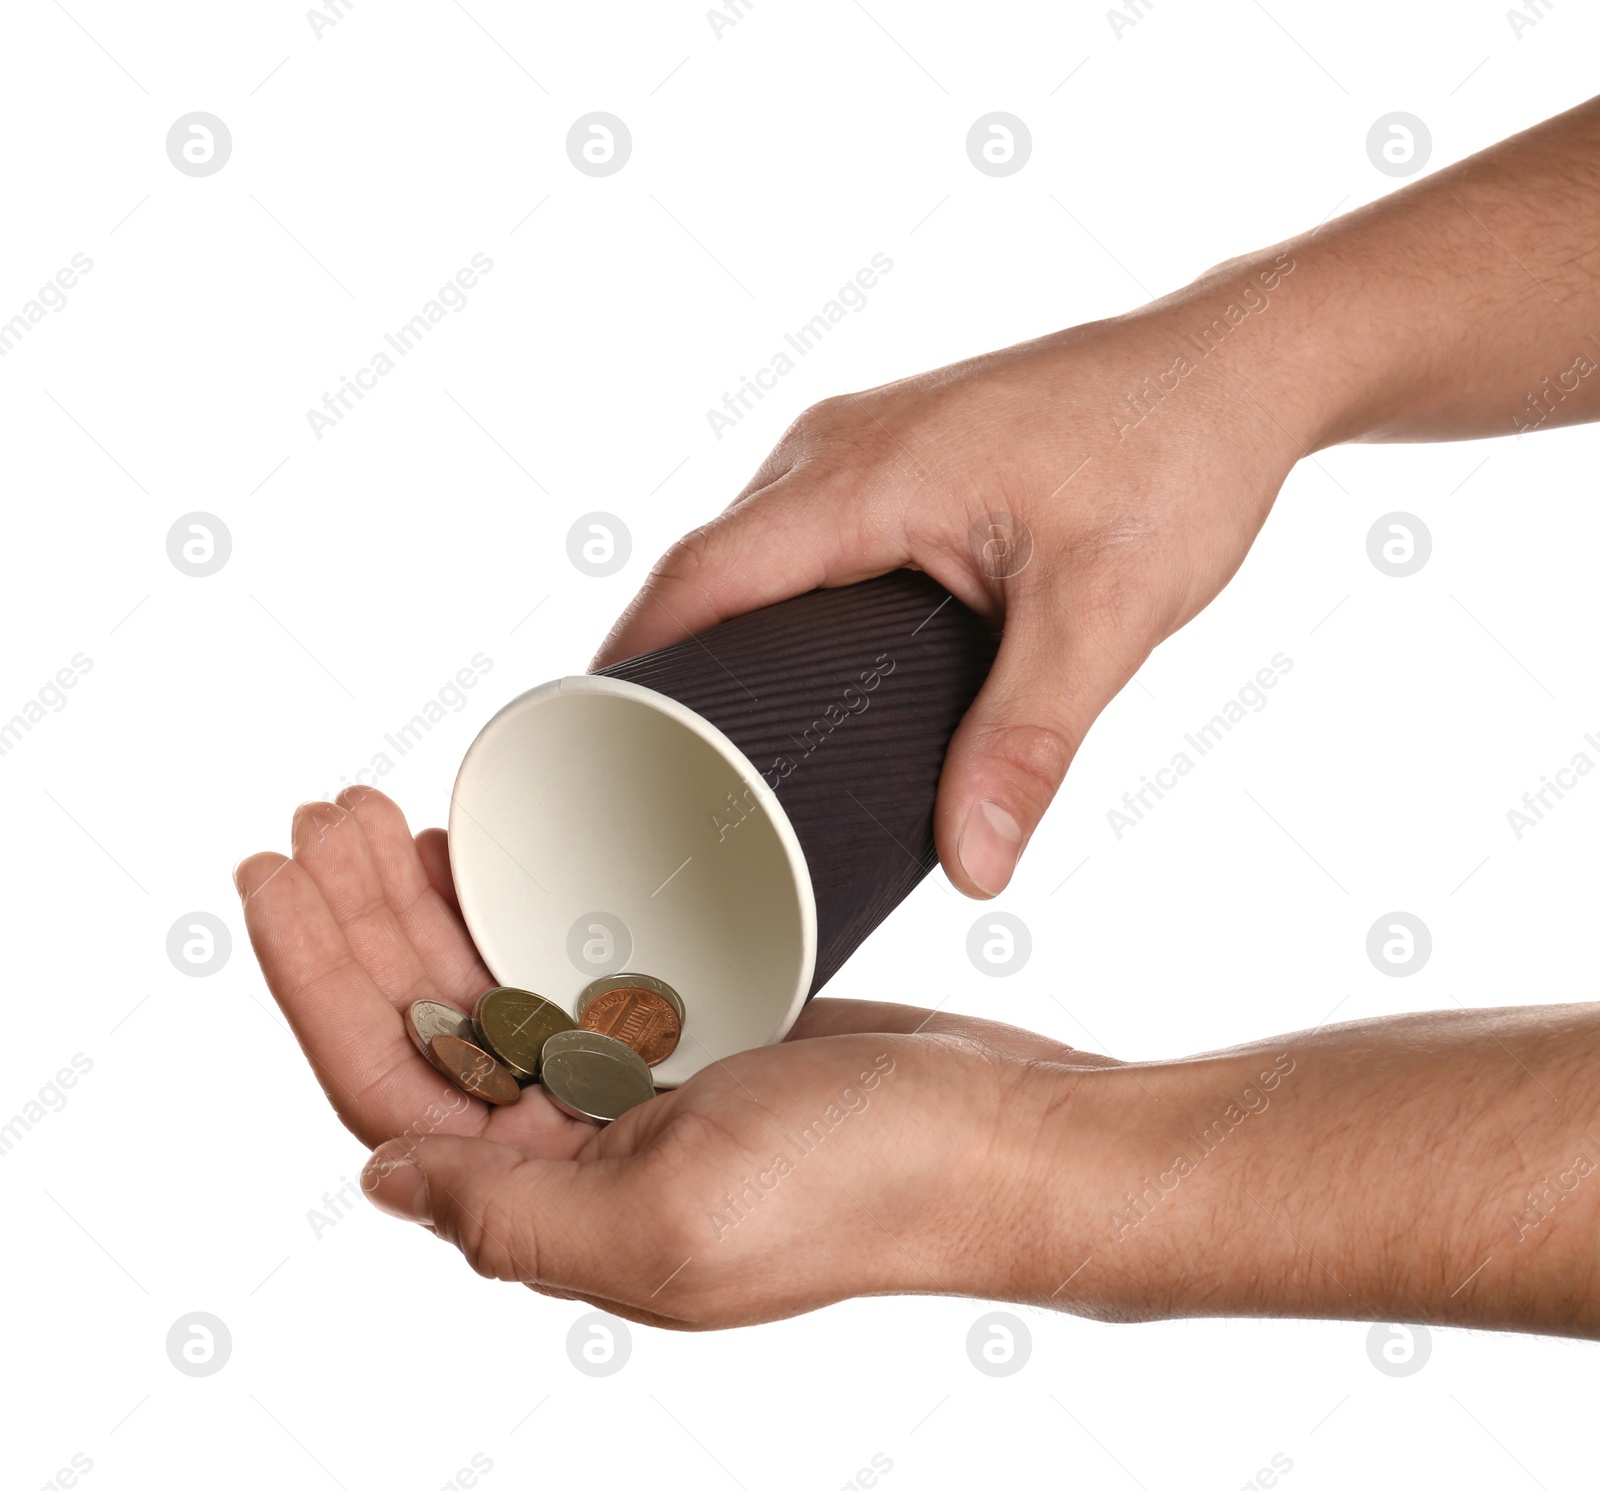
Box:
447;569;1000;1088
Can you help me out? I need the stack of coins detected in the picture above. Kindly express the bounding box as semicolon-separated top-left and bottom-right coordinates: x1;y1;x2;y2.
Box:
406;974;686;1125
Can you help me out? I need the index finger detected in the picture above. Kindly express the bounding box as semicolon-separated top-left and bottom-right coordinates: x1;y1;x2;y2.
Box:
590;471;909;667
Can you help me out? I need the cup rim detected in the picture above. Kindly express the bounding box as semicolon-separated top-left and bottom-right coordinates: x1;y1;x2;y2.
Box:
576;972;687;1024
447;673;819;1083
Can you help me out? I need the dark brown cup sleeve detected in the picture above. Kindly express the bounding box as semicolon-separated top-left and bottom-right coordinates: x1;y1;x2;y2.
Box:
595;569;1001;994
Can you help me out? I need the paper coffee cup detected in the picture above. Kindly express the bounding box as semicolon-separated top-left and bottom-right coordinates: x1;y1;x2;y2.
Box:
448;569;999;1086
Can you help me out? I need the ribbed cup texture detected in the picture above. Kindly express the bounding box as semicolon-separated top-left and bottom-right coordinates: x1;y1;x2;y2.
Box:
596;570;1001;994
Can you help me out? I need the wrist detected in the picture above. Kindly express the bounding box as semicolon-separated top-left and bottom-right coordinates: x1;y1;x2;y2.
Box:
978;1046;1308;1321
1148;239;1387;459
964;1056;1181;1316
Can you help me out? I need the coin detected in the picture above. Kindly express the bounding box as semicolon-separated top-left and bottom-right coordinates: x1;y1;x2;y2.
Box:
406;999;475;1076
538;1029;655;1124
475;987;578;1083
429;1034;522;1106
577;975;683;1067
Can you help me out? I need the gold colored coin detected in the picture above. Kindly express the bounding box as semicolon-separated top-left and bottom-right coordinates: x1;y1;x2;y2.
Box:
474;986;577;1082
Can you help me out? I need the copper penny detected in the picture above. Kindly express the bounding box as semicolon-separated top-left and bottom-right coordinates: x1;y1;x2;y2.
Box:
578;986;682;1067
429;1034;521;1106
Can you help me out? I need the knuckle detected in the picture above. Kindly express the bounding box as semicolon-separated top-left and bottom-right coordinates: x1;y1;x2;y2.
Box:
976;720;1073;804
780;394;863;458
647;526;715;588
794;394;849;433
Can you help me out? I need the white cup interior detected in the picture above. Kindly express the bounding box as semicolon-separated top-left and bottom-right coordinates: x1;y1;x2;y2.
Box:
448;675;817;1087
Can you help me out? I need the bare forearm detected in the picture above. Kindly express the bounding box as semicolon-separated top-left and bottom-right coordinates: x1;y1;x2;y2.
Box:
1160;95;1600;452
1014;1005;1600;1338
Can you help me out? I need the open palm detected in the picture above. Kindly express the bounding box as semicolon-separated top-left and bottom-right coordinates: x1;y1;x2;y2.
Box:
235;786;1108;1327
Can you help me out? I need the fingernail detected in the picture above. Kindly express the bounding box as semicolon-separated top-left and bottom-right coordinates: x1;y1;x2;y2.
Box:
361;1140;430;1224
292;799;345;848
958;799;1024;896
231;859;246;897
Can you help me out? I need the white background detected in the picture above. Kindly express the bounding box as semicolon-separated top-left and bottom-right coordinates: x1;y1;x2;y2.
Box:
4;1;1598;1487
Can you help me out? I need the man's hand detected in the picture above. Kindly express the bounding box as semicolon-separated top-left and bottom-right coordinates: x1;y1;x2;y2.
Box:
233;787;1124;1327
238;789;1600;1337
596;95;1600;898
594;300;1304;898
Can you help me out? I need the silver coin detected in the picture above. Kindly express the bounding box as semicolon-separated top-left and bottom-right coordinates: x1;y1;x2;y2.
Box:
407;999;475;1073
575;971;686;1025
538;1029;656;1124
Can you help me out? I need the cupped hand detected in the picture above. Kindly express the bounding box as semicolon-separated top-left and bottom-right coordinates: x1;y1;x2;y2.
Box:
594;263;1310;896
235;787;1123;1328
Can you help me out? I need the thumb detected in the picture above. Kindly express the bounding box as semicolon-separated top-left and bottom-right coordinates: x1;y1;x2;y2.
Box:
361;1133;641;1296
934;591;1154;898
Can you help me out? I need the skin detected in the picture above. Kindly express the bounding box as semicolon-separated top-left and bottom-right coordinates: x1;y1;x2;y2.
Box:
593;95;1600;897
236;789;1600;1337
237;97;1600;1335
